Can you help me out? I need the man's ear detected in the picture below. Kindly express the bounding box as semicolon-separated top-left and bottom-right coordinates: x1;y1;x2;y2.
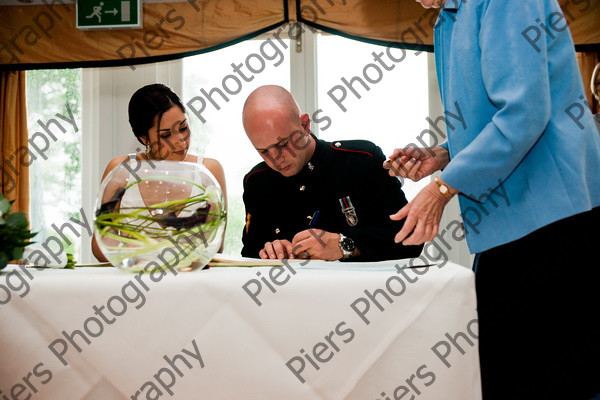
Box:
300;113;311;134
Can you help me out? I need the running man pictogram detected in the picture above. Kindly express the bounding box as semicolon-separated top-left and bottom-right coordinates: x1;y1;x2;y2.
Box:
86;2;104;23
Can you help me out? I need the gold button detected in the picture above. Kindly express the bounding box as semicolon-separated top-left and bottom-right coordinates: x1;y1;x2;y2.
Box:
275;228;280;234
299;185;306;191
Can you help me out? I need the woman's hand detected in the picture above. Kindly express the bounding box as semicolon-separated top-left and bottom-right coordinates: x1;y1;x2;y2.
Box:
383;146;449;182
390;180;454;245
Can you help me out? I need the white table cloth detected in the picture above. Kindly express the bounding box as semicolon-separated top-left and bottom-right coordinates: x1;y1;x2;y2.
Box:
0;261;481;399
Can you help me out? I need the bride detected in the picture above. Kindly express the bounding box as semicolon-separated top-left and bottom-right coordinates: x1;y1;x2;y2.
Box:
92;83;227;262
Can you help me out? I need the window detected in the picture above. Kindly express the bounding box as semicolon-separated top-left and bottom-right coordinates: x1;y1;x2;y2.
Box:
27;69;83;259
316;33;430;201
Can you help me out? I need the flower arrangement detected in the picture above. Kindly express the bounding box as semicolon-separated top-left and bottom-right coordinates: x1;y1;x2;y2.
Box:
0;193;36;270
94;161;226;272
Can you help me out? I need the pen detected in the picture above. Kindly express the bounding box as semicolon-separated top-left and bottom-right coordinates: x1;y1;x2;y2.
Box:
308;210;320;228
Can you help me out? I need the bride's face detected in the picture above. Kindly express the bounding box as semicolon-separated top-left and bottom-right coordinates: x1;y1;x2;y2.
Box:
145;106;191;161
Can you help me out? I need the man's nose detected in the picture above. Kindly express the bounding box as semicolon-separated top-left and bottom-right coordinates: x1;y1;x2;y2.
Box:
267;146;284;160
262;148;285;168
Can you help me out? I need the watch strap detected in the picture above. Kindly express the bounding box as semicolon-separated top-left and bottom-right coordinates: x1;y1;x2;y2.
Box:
339;234;354;259
434;176;454;199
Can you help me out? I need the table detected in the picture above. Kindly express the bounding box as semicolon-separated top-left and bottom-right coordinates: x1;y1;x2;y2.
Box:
0;260;481;400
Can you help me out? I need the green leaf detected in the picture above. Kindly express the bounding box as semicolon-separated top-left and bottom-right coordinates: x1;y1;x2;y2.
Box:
12;247;24;260
0;253;8;270
0;197;10;214
65;253;76;269
5;212;28;229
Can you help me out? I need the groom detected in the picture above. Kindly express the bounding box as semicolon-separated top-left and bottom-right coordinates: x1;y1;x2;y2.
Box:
240;85;422;261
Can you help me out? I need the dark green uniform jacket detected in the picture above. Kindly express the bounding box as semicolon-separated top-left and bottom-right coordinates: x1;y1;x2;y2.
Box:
241;137;423;261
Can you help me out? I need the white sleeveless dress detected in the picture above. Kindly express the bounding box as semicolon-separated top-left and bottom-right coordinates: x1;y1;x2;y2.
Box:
119;153;204;225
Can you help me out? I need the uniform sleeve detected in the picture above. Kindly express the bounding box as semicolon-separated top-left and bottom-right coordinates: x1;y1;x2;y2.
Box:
440;0;553;200
241;178;267;258
341;146;423;261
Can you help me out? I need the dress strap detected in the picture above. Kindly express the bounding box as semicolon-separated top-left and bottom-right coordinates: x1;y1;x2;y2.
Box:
128;153;137;164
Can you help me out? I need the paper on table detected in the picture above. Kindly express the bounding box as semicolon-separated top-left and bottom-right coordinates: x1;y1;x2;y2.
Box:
208;254;304;267
209;255;438;271
74;262;112;267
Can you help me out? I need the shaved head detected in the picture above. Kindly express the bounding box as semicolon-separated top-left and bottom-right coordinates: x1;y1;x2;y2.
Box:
243;85;301;124
242;85;315;177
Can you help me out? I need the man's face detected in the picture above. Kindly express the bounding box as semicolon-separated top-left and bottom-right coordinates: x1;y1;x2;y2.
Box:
414;0;446;8
246;112;313;177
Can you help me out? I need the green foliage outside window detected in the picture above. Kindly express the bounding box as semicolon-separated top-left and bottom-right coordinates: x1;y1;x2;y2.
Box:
26;69;82;258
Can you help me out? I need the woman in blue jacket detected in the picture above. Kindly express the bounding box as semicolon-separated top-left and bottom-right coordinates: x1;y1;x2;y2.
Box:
385;1;600;399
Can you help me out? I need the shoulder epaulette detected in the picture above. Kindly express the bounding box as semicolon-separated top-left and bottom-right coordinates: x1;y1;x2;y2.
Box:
244;163;270;183
329;139;376;157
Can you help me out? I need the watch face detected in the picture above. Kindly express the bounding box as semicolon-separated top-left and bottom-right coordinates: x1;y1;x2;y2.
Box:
341;237;355;252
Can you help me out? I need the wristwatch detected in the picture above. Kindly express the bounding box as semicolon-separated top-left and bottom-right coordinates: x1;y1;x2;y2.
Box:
434;176;454;199
339;234;355;259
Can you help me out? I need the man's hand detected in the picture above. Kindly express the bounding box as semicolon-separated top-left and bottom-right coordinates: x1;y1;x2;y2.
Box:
259;239;295;259
383;146;449;182
390;181;453;245
291;229;343;261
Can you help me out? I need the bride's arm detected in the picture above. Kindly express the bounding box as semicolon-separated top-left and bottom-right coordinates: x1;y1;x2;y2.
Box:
92;155;129;262
203;158;227;253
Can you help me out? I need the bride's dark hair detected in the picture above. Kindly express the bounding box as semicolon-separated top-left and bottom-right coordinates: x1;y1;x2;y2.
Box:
128;83;186;145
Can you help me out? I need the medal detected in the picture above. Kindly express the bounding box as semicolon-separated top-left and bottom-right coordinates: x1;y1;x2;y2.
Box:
245;213;251;234
339;196;358;226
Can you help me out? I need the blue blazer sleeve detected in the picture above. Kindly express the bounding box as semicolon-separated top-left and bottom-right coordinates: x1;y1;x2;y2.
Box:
440;0;555;200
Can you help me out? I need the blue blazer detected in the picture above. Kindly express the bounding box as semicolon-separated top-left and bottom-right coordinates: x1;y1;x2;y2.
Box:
436;0;600;253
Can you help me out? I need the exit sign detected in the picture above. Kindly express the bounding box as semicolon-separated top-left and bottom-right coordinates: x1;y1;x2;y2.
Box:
76;0;143;30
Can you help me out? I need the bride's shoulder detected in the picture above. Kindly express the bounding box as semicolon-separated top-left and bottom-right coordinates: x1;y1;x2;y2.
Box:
102;154;131;179
184;154;223;176
202;157;224;171
202;157;221;167
200;157;226;191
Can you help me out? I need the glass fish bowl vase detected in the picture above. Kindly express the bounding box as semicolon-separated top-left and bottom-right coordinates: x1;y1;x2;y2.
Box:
94;160;226;272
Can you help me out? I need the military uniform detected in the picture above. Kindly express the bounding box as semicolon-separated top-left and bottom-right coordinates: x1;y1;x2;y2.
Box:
241;136;423;261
